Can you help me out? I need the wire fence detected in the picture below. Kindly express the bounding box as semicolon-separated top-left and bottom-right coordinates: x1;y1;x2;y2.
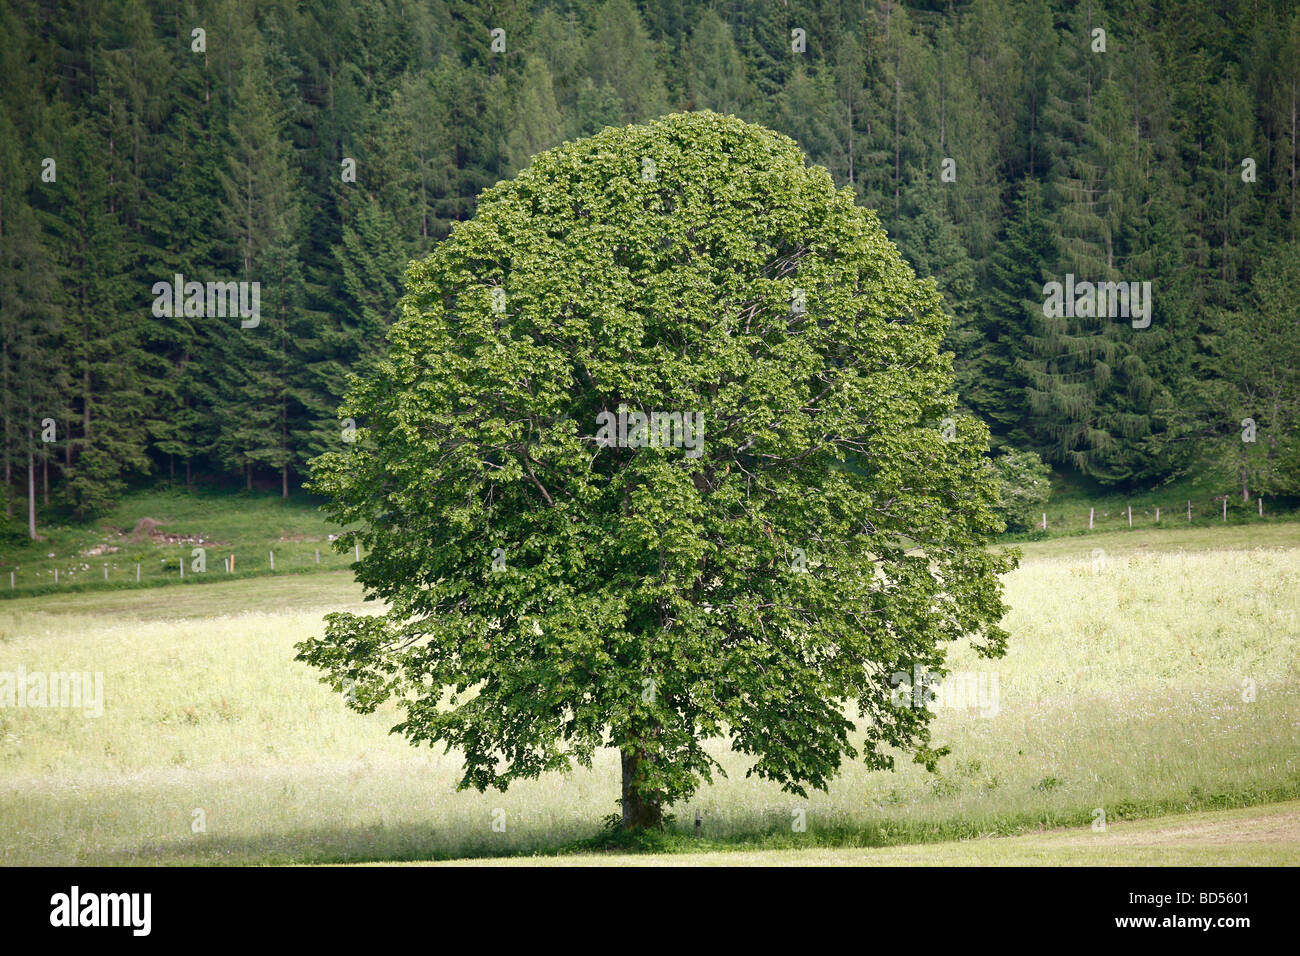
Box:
4;542;363;597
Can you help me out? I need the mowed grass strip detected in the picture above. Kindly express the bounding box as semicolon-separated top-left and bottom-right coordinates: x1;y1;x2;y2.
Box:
0;527;1297;864
407;800;1300;866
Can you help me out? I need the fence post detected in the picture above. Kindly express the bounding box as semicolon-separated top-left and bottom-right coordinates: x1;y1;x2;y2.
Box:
1041;512;1047;531
315;548;320;564
1223;498;1227;521
136;563;140;582
180;558;184;579
1259;498;1263;517
103;565;108;580
54;568;58;585
1127;505;1132;528
1187;500;1191;522
355;543;360;561
9;571;13;590
269;551;274;571
1155;507;1160;523
1089;507;1094;530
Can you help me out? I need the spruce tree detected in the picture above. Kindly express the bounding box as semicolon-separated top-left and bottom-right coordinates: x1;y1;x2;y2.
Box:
214;36;303;496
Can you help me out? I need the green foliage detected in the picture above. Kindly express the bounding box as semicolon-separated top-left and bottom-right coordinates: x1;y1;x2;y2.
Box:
1192;241;1300;498
686;10;753;116
299;112;1016;825
3;0;1299;527
991;449;1053;532
0;513;27;548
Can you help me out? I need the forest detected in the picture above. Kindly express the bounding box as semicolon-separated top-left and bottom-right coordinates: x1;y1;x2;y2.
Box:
1;0;1298;533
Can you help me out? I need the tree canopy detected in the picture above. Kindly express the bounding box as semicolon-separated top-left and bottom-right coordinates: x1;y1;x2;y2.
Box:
298;111;1016;828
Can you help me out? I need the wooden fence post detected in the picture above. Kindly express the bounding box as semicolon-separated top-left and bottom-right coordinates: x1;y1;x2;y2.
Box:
1127;505;1132;528
269;551;274;571
1089;507;1094;530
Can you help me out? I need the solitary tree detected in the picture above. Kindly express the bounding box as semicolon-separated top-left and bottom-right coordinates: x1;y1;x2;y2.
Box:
299;111;1015;831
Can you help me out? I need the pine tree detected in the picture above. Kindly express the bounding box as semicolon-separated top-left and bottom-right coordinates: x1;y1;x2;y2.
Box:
1025;6;1169;484
506;55;564;173
372;69;455;251
1197;242;1300;498
49;116;153;517
686;9;752;117
771;64;839;173
214;36;304;496
585;0;669;123
529;8;587;116
976;180;1054;447
0;109;66;533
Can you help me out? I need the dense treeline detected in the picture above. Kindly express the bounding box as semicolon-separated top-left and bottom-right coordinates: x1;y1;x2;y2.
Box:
1;0;1298;535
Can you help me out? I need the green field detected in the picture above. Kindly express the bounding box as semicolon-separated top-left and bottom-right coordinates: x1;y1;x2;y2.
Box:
1006;470;1300;542
1;522;1298;865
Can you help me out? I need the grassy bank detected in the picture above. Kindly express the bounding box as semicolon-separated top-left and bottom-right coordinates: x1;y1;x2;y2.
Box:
0;486;358;598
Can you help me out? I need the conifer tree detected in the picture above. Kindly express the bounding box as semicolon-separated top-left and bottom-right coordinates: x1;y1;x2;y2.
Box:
506;55;564;173
214;37;303;495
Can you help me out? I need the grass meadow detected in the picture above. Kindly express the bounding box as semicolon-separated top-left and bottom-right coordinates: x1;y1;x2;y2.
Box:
1;523;1297;864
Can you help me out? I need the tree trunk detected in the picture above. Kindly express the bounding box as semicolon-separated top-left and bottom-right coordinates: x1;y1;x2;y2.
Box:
1268;394;1280;481
620;749;663;831
3;340;10;516
27;433;36;540
246;464;252;491
42;455;48;506
282;464;288;499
